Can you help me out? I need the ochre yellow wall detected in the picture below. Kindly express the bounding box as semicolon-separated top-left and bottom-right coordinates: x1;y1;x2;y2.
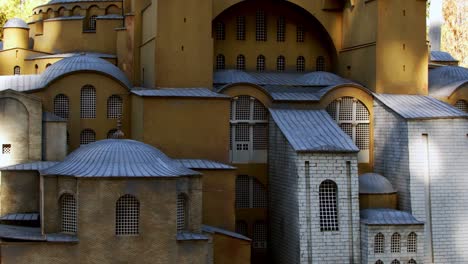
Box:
0;49;49;75
359;193;398;210
3;28;29;50
447;85;468;106
212;233;251;264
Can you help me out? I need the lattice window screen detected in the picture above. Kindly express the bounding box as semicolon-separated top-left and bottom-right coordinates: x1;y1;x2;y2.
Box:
80;85;96;118
177;194;187;231
235;221;248;236
455;99;468;112
252;178;268;208
54;94;69;119
319;180;339;231
391;260;400;264
235;123;250;143
256;10;266;41
216;22;225;40
256;55;266;72
80;129;96;145
216;54;225;70
61;194;77;233
253;100;268;121
356;124;370;150
326;100;337;120
253;124;268;150
296;24;305;42
236;175;267;209
407;232;417;253
296;56;305;72
316;56;325;71
107;95;123;119
236;175;250;208
89;15;97;30
375;260;384;264
116;195;139;235
277;16;285;42
374;233;385;253
356;101;370;121
391;233;401;253
340;123;353;139
2;144;11;154
235;96;251;120
253;222;267;248
237;55;246;70
339;97;354;121
277;56;285;72
408;259;417;264
236;16;246;40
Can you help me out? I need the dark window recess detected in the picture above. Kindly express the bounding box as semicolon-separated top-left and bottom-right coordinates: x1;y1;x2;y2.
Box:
2;144;11;154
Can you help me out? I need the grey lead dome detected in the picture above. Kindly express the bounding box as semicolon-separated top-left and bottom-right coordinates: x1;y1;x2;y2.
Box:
3;18;29;29
41;139;200;177
359;173;396;194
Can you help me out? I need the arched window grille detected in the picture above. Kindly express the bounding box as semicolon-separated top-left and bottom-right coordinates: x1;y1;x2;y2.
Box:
54;94;69;119
230;96;268;163
116;194;139;235
256;55;266;72
61;194;77;233
216;54;225;70
13;66;20;75
319;180;338;231
296;56;305;72
277;56;285;72
277;16;285;42
454;99;468;112
215;22;225;40
316;56;325;71
88;15;97;30
236;55;246;71
80;129;96;146
391;232;401;253
375;260;384;264
35;64;38;74
107;129;118;139
177;193;188;231
407;232;417;253
408;259;417;264
80;85;96;118
374;233;385;253
235;175;267;208
253;222;267;249
256;10;266;41
326;97;370;163
391;260;400;264
296;24;305;42
235;220;248;236
46;63;52;68
107;95;123;119
236;16;246;40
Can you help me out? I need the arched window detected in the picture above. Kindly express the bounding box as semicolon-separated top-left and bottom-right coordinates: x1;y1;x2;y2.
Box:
235;220;248;236
277;16;285;42
35;64;38;74
116;194;139;235
374;233;385;253
46;63;52;68
454;99;468;112
13;66;20;75
107;129;118;139
60;194;77;234
54;94;69;119
253;222;267;249
216;54;225;70
296;56;305;72
72;6;81;16
256;10;266;41
316;56;325;71
107;95;123;119
391;260;400;264
236;55;246;71
177;193;188;231
407;232;417;253
326;97;370;163
230;96;268;163
215;21;225;40
80;129;96;146
408;259;417;264
276;56;285;72
391;232;401;253
88;15;97;30
236;16;246;40
375;260;384;264
296;24;305;42
319;180;338;231
58;7;65;17
256;55;266;72
235;175;267;208
80;85;96;118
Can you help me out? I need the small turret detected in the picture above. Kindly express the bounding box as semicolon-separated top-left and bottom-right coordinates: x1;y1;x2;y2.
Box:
3;18;30;50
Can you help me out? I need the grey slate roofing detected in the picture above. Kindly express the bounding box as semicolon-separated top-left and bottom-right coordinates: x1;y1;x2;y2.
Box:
41;139;200;177
202;225;251;241
359;173;396;194
0;161;59;171
45;0;116;5
429;66;468;97
360;209;424;225
96;14;124;20
0;224;77;242
260;85;337;102
43;112;67;122
430;51;458;62
269;109;359;153
0;213;39;221
176;159;235;170
0;75;41;92
177;232;210;241
27;52;116;60
39;54;132;89
132;88;230;98
45;16;84;22
374;93;468;119
3;18;29;29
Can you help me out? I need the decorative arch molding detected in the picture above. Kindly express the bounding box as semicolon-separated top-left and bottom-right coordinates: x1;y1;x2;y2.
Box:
218;83;273;108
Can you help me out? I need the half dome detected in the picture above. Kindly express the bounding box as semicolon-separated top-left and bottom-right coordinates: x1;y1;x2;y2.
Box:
3;18;29;29
359;173;396;194
41;139;199;177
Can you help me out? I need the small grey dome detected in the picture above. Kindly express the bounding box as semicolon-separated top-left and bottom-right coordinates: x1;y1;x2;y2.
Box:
429;66;468;97
360;209;424;225
41;139;199;177
359;173;396;194
39;54;132;89
3;18;29;29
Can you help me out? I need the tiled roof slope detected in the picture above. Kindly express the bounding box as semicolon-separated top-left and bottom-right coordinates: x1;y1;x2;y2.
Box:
0;161;59;171
430;51;458;62
176;159;235;170
429;66;468;97
269;109;359;153
360;209;424;225
202;225;251;241
132;88;230;98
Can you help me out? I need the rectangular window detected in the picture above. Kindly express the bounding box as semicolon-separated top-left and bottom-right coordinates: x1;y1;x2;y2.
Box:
236;16;246;40
256;10;267;41
277;17;285;42
2;144;11;154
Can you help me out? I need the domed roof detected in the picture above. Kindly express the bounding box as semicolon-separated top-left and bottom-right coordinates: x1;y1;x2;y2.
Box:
214;70;258;84
3;18;29;29
39;54;132;89
429;66;468;97
41;139;199;177
359;173;396;194
360;209;424;225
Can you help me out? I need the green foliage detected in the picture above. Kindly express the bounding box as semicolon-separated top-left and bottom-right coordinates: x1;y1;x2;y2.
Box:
0;0;48;39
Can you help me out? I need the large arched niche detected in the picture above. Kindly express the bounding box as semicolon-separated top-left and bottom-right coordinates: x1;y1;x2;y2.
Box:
219;83;273;108
213;0;341;52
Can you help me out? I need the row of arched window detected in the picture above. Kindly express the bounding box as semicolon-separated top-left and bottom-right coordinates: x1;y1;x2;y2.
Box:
374;232;417;254
53;86;123;120
215;13;306;43
13;64;52;75
60;193;188;235
216;54;325;72
79;128;123;145
375;259;417;264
